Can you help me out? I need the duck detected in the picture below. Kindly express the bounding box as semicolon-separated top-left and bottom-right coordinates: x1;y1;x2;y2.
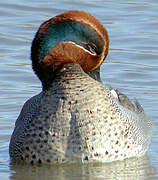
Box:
9;10;152;164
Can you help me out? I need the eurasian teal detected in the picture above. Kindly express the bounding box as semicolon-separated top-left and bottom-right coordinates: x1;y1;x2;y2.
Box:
9;10;152;164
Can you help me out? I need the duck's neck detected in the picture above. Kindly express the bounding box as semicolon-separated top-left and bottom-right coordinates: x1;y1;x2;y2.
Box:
41;63;88;91
87;67;101;83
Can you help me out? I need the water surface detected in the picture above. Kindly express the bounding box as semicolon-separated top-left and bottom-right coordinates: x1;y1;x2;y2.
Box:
0;0;158;179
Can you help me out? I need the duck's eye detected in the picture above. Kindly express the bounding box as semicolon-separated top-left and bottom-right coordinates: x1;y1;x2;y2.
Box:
83;42;97;55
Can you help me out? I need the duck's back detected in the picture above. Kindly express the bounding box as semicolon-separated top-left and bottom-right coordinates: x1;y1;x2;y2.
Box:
9;64;152;164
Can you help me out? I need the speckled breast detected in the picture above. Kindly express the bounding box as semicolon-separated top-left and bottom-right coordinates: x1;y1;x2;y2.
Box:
9;64;151;164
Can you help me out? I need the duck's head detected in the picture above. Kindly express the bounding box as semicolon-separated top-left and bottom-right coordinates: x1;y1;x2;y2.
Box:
31;10;109;85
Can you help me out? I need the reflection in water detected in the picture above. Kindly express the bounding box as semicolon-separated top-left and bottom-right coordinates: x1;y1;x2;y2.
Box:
10;155;155;180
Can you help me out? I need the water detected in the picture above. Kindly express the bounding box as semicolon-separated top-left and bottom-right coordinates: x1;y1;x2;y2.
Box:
0;0;158;179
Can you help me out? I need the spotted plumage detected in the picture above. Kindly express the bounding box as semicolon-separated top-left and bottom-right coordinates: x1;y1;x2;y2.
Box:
9;10;152;164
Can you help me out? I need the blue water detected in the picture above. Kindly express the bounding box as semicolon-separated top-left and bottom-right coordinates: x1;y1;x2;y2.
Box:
0;0;158;179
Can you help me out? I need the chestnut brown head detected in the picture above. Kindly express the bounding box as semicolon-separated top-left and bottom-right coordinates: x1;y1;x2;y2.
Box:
31;10;109;83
